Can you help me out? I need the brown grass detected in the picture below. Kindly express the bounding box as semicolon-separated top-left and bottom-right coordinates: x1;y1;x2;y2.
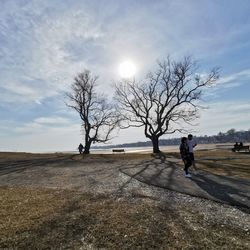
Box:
0;186;249;249
0;151;152;161
1;149;250;249
167;149;250;179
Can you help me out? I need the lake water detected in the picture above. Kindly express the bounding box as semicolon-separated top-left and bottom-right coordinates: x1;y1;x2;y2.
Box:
81;143;223;154
37;143;235;154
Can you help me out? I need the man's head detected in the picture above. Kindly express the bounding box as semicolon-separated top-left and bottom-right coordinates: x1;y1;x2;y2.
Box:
181;137;187;143
188;134;193;140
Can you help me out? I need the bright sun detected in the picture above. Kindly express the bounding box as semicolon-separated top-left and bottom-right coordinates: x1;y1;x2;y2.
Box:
119;60;136;78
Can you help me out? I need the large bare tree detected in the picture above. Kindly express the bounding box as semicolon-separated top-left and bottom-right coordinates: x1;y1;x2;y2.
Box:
67;70;120;154
115;57;219;153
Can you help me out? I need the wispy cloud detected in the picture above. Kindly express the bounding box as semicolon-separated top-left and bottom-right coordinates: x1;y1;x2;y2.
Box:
0;1;106;104
201;68;250;100
0;3;227;98
197;100;250;135
218;69;250;85
0;115;81;152
14;116;75;133
34;116;71;125
1;0;250;105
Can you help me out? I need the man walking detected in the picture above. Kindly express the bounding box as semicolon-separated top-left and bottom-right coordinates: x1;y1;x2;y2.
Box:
187;134;197;172
180;137;192;178
78;143;84;154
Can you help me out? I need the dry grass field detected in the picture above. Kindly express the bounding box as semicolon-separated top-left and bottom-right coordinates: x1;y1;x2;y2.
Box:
168;149;250;179
0;149;249;249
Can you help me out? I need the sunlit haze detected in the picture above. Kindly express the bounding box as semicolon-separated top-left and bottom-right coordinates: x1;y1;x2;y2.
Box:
119;60;136;78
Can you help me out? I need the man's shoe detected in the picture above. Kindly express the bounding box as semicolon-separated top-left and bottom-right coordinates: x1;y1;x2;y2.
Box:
185;173;192;178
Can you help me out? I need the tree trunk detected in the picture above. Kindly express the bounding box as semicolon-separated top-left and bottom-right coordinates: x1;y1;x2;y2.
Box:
84;140;91;154
151;136;160;153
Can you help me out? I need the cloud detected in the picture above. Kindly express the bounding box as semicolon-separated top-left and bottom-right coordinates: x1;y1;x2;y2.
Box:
218;69;250;85
34;116;71;125
197;100;250;135
0;0;106;105
0;123;81;152
0;115;81;152
200;68;250;100
1;0;249;106
14;116;75;134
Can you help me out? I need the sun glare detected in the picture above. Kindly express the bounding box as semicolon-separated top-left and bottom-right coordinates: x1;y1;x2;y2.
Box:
119;60;136;78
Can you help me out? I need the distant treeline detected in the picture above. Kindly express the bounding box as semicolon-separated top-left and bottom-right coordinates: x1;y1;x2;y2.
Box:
93;129;250;149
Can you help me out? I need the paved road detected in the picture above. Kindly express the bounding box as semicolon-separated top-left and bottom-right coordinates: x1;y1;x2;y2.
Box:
120;156;250;209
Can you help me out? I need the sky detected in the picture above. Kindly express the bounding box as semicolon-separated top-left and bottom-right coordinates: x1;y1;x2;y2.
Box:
0;0;250;152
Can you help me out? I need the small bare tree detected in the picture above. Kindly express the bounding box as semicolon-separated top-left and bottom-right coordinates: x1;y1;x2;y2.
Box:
115;57;219;153
67;70;120;154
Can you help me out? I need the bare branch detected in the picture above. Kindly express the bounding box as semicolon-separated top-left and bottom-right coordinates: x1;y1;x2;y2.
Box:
114;56;220;153
66;70;121;153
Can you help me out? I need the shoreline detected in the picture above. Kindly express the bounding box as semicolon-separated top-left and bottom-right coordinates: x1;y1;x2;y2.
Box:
0;142;243;155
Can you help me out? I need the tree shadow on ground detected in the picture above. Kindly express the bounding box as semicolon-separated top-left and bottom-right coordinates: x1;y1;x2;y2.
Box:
118;152;178;192
117;153;250;212
0;156;70;176
0;154;114;176
197;158;250;177
0;194;94;249
191;174;250;212
2;191;228;250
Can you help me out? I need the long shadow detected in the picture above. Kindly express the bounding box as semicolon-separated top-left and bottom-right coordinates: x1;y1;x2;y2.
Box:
198;160;234;176
0;153;116;177
0;155;72;176
117;154;250;212
118;159;155;191
198;158;250;179
201;171;250;187
118;153;178;192
0;194;94;249
0;191;205;250
192;173;250;212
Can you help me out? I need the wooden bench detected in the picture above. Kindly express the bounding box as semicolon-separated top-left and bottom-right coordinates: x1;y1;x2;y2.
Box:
112;149;125;153
232;145;250;152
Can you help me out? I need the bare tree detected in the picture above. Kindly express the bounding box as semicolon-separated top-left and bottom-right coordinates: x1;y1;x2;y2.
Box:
115;57;220;153
67;70;120;154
